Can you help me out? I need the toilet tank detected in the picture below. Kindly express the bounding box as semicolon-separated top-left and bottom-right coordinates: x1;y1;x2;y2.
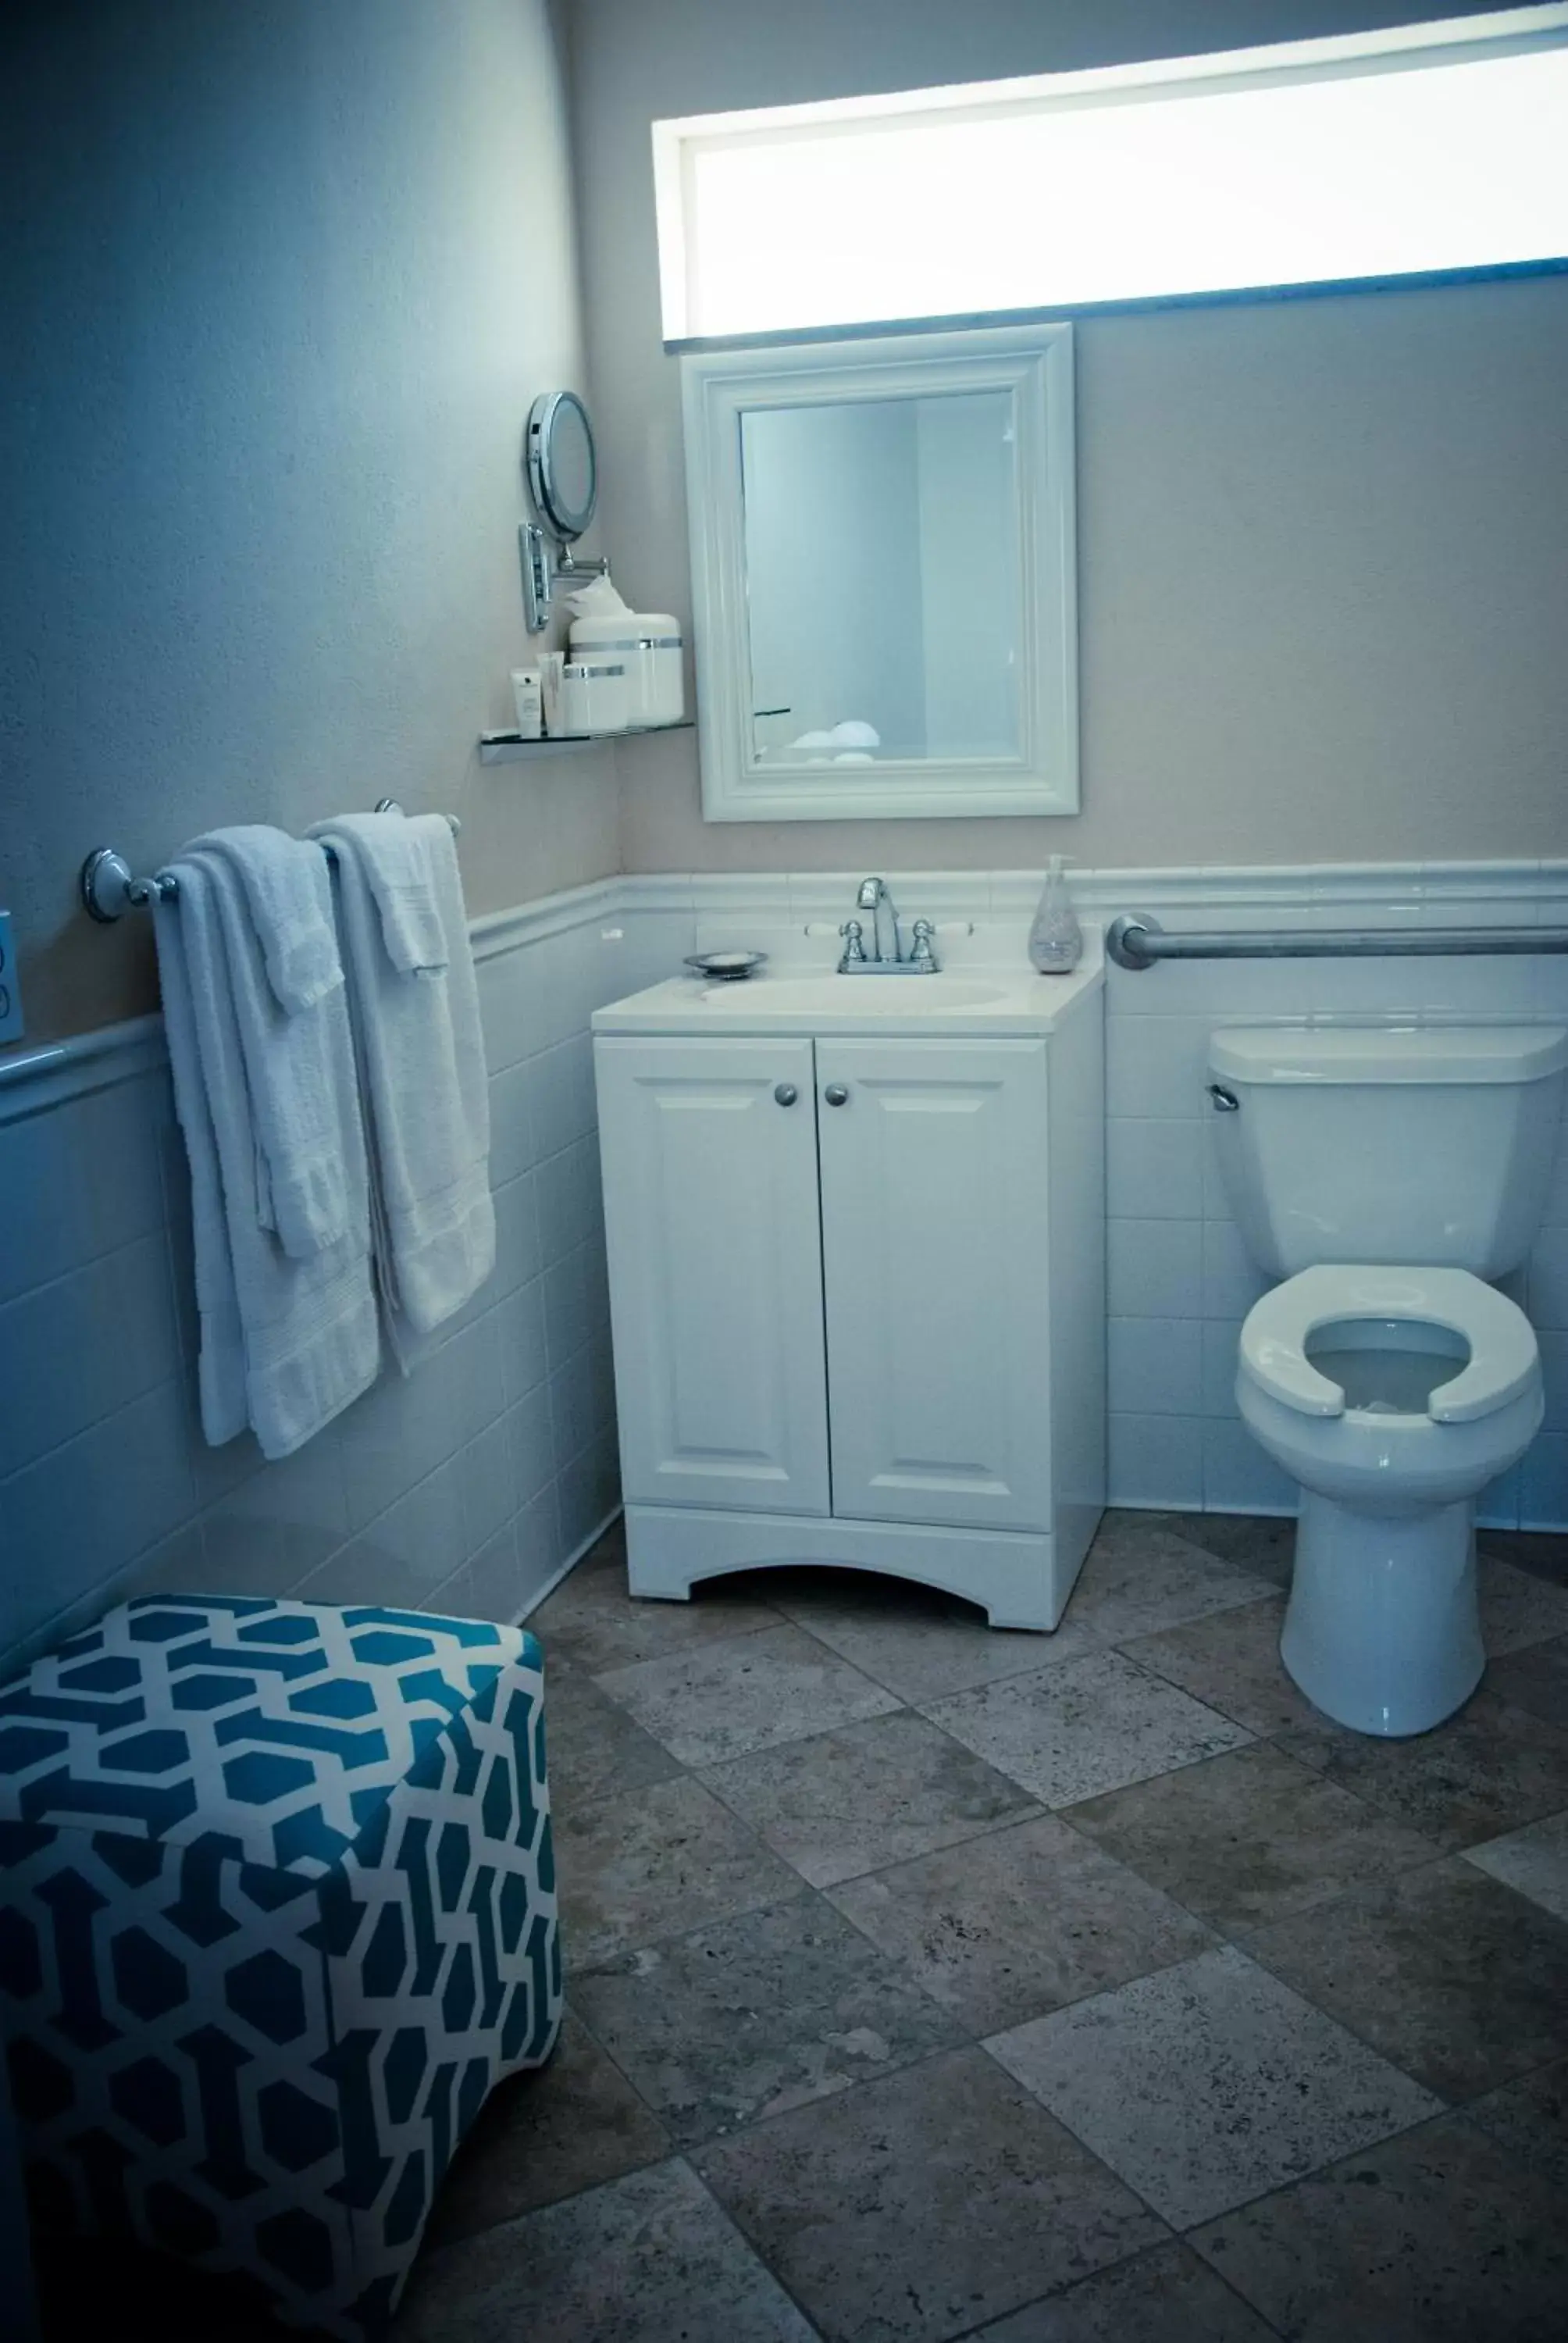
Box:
1207;1025;1568;1279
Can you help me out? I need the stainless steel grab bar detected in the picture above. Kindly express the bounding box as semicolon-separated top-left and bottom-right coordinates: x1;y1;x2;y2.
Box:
1107;913;1568;972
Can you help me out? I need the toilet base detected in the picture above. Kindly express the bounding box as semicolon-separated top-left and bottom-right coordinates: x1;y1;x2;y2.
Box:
1281;1489;1484;1738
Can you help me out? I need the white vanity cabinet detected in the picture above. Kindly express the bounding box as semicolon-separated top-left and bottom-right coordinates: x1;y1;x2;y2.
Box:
593;1036;831;1517
593;972;1105;1632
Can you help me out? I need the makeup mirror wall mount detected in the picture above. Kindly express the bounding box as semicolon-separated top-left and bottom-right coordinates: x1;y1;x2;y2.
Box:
681;323;1078;821
521;387;611;633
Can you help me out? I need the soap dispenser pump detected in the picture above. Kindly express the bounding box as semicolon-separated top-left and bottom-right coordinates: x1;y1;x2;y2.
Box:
1028;854;1083;975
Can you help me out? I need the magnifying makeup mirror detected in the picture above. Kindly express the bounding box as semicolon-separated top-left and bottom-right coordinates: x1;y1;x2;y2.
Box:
527;390;597;542
520;390;608;630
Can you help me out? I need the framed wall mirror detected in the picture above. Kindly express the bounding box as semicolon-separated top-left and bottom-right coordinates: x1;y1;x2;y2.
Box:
681;323;1078;822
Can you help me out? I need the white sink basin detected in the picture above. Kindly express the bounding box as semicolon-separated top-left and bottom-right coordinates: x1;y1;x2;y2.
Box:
700;975;1010;1014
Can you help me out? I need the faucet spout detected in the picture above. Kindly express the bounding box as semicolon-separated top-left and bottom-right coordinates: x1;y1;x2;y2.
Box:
856;876;900;965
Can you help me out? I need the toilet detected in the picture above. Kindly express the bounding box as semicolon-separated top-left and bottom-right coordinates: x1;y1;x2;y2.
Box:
1209;1024;1567;1738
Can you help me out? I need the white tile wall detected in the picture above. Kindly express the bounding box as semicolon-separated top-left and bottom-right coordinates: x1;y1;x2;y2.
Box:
0;886;689;1677
3;858;1566;1678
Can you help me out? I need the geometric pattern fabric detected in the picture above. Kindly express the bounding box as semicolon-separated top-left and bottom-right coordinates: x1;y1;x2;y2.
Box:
0;1596;562;2336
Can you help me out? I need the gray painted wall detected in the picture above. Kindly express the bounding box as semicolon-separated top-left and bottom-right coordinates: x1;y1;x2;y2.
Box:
566;0;1568;879
2;0;618;1044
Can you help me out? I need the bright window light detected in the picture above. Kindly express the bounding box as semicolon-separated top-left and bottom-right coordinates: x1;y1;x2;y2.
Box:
653;8;1568;341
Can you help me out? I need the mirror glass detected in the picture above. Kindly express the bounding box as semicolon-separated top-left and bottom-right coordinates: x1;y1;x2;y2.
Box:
528;390;597;541
740;389;1020;770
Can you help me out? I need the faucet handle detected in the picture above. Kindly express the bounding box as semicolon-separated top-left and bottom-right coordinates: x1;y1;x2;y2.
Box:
838;918;868;968
908;918;940;972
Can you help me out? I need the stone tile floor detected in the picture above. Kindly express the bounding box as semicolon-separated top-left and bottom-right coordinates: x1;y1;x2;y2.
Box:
39;1511;1568;2341
388;1512;1568;2343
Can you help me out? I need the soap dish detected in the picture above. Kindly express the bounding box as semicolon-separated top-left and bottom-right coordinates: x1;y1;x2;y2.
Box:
684;950;768;982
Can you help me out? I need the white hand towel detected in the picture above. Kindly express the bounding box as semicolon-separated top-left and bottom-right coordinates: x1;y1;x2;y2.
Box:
310;811;449;975
153;888;249;1449
186;839;354;1259
154;857;380;1458
311;810;494;1355
188;823;341;1012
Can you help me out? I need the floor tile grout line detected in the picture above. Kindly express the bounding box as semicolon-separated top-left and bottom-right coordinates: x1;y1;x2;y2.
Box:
546;1599;804;1678
551;1591;1568;1970
679;2154;832;2343
973;2016;1451;2252
415;1998;1568;2306
688;1707;1048;1885
547;1557;1568;1971
664;2025;1317;2334
1063;1811;1454;1963
1036;1789;1559;2110
1046;1744;1462;1924
443;1919;1544;2328
565;1870;836;1987
938;2237;1294;2343
1179;2101;1508;2259
1248;1704;1568;1838
1453;1795;1568;1863
558;1765;1436;2157
481;1532;1568;2331
419;2142;833;2341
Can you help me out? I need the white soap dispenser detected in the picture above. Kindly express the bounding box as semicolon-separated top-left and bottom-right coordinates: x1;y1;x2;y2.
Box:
1028;854;1082;975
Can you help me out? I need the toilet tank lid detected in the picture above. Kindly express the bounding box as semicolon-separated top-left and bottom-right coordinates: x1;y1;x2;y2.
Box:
1209;1025;1568;1086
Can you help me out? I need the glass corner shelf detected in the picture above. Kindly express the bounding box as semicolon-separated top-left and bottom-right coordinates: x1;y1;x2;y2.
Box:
479;719;694;765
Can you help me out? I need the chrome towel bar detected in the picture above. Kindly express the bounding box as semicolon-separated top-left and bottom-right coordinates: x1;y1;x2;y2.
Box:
80;801;461;923
1107;912;1568;972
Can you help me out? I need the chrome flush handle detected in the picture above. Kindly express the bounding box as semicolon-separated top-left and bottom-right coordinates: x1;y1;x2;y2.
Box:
1207;1084;1240;1112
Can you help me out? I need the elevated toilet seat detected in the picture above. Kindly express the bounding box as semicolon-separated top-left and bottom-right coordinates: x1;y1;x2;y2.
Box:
1240;1264;1538;1425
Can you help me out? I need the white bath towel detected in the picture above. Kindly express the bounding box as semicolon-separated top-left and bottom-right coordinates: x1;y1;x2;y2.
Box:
314;811;449;975
184;831;358;1257
187;822;341;1012
310;810;494;1358
154;854;380;1458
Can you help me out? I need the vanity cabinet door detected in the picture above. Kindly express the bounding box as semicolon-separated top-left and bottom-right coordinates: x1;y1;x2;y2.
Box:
817;1039;1053;1534
595;1036;830;1516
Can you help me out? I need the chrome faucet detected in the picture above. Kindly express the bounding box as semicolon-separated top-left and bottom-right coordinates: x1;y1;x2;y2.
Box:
837;877;940;974
857;876;900;966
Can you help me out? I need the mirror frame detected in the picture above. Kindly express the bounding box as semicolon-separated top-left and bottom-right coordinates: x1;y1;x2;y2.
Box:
526;389;598;542
681;322;1077;822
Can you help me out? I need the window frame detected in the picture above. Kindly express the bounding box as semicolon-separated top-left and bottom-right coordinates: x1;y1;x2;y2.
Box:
653;5;1568;348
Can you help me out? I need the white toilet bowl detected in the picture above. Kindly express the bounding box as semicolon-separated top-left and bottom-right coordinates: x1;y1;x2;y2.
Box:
1237;1264;1543;1737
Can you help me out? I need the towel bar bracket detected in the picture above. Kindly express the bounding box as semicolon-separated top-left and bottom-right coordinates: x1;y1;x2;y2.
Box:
80;848;172;922
80;804;461;924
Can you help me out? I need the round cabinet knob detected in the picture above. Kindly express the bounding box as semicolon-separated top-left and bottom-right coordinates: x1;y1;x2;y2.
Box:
774;1082;798;1107
824;1083;849;1107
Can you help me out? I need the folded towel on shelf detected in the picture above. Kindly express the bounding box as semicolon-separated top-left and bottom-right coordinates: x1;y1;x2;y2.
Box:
153;847;380;1459
310;810;494;1362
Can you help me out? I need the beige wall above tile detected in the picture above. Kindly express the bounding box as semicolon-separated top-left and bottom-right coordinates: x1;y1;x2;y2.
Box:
2;0;618;1044
568;0;1568;878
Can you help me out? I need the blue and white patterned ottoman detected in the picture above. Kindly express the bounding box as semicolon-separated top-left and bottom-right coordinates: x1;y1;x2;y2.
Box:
0;1595;562;2337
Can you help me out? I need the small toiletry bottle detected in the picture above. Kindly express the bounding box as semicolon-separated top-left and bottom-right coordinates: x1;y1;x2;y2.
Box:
1028;854;1083;974
511;668;543;739
538;651;566;734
